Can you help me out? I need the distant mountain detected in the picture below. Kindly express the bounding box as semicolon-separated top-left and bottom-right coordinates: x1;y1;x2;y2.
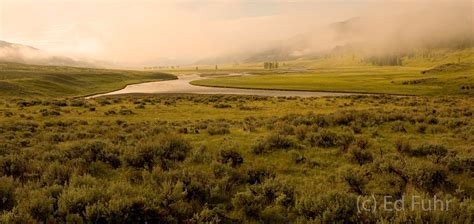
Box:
195;18;362;65
0;40;98;67
196;14;473;64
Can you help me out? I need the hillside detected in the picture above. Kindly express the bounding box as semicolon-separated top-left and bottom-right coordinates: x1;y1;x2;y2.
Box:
0;62;176;97
196;12;473;65
0;40;98;67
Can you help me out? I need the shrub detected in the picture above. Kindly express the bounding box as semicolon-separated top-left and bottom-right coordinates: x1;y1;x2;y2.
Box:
231;190;262;220
57;186;107;219
0;176;16;211
16;99;42;107
295;125;309;141
307;129;354;149
416;123;427;133
67;141;120;168
0;155;29;180
289;151;319;168
105;110;116;115
355;138;369;150
265;135;295;150
348;146;373;165
395;138;411;154
70;100;86;107
246;165;276;184
351;124;363;134
391;121;407;133
443;154;474;174
290;151;307;164
119;109;134;115
338;131;355;150
313;114;330;127
207;126;230;135
332;111;355;126
189;146;212;164
123;134;191;170
213;103;232;109
19;189;57;222
232;179;294;221
47;133;65;144
96;99;111;106
135;104;145;109
425;116;438;125
367;172;406;198
177;127;188;134
50;100;68;107
218;148;244;168
307;130;335;148
343;169;367;195
41;162;72;186
408;144;448;158
122;146;155;169
238;105;261;111
3;111;13;117
274;122;294;135
296;192;359;223
409;162;449;194
189;207;221;223
40;109;60;116
251;134;295;154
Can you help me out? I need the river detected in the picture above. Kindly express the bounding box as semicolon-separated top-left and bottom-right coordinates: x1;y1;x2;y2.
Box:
87;73;353;98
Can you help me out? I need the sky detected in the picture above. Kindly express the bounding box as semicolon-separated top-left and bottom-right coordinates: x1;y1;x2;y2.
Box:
0;0;367;65
0;0;472;66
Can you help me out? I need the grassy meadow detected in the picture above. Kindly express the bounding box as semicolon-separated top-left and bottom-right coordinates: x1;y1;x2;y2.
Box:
0;47;473;223
0;62;176;97
192;49;474;96
0;94;473;223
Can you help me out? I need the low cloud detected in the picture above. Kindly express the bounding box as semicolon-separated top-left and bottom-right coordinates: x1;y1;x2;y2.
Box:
1;0;472;66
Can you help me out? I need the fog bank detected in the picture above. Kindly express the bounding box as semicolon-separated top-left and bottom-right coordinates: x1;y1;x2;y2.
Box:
0;0;472;66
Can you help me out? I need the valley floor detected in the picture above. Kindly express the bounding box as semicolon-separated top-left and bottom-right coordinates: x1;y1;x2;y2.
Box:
0;94;472;223
0;49;473;222
191;64;474;96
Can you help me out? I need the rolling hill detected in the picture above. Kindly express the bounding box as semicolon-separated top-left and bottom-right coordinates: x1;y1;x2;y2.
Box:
0;40;98;67
0;62;176;97
196;14;474;65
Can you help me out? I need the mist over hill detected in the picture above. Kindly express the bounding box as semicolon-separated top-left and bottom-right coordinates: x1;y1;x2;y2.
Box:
196;5;474;65
0;40;101;67
2;1;471;68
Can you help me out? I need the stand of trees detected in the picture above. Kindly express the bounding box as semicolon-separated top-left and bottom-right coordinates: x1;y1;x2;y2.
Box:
264;62;279;69
144;66;180;70
365;55;403;66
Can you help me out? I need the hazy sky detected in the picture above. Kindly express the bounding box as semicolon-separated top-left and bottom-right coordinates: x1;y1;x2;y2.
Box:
0;0;472;65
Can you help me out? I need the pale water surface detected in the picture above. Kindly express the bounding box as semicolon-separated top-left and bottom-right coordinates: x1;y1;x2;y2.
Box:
88;74;353;98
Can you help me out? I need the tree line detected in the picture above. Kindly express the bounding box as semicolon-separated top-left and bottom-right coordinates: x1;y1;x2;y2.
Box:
264;61;279;69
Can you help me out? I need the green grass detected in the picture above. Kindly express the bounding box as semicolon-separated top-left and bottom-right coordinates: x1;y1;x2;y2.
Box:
0;95;472;222
188;48;474;96
192;64;474;96
0;48;472;222
0;62;176;97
